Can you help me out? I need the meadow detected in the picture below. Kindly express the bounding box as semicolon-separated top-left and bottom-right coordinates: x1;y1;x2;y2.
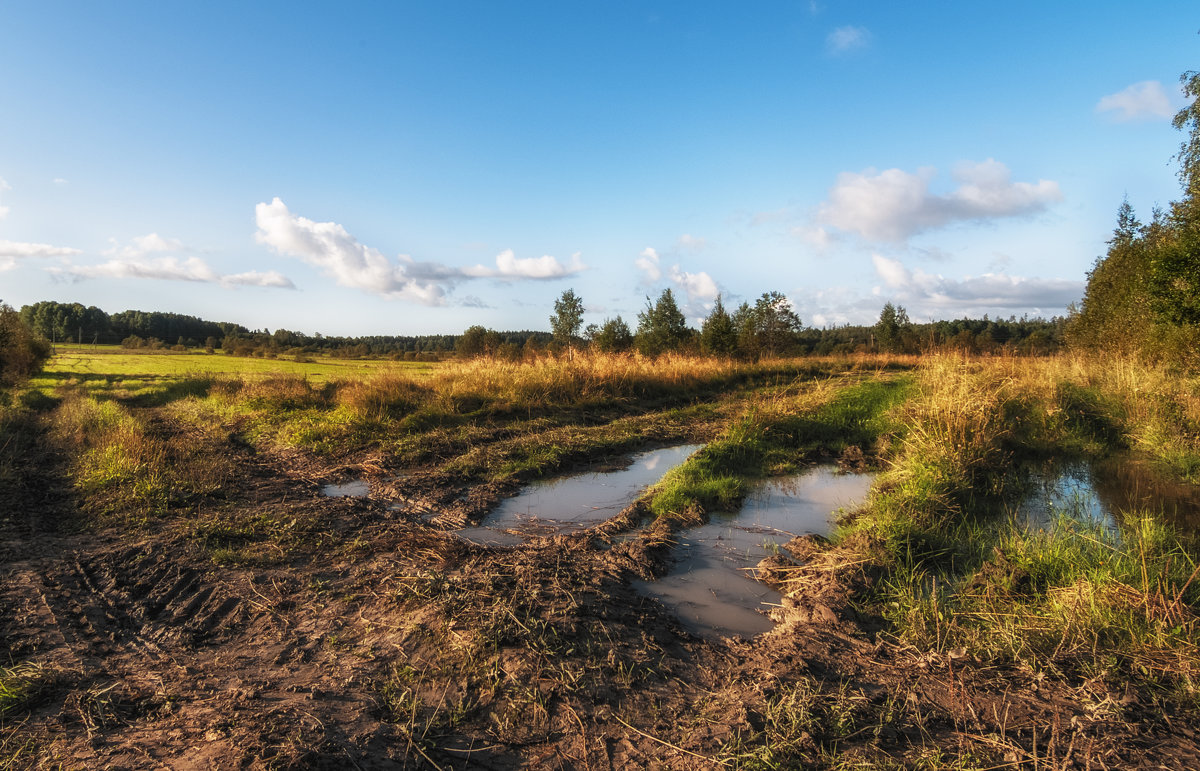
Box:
2;348;1199;768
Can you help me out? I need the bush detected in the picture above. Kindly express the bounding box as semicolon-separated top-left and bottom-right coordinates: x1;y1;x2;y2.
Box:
0;302;51;388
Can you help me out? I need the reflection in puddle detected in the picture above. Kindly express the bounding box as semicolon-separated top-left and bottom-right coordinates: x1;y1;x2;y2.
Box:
1018;458;1200;532
321;480;370;498
456;445;703;545
637;467;874;639
1018;464;1115;532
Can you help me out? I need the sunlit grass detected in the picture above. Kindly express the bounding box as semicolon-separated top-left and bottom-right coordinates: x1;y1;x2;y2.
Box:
838;353;1200;698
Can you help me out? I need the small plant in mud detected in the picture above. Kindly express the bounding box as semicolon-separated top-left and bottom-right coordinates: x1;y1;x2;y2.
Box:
0;662;60;717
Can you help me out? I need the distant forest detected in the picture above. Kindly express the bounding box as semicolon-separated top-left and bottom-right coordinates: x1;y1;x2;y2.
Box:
16;297;1065;361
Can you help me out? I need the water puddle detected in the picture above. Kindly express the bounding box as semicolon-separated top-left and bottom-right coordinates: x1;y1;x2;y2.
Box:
1018;458;1200;533
321;479;370;498
636;466;874;639
455;444;703;545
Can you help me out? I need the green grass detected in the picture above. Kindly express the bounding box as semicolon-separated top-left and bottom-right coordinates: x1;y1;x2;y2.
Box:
649;374;913;519
837;354;1200;699
0;662;57;717
38;345;436;385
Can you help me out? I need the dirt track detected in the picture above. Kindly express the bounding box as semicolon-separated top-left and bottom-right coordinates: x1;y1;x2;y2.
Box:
4;414;1200;769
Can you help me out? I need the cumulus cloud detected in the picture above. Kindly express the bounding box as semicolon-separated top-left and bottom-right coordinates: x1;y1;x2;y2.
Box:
816;160;1062;243
0;176;10;220
636;247;662;283
1096;80;1174;122
827;25;871;54
870;254;1082;314
676;233;706;251
464;249;586;280
255;197;582;303
668;265;719;304
634;244;721;320
255;197;442;303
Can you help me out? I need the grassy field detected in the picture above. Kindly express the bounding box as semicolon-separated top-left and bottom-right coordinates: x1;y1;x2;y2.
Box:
2;348;1200;768
43;344;438;382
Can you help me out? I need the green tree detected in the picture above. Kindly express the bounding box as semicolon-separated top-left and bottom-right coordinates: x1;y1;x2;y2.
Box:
0;302;52;389
457;325;497;358
700;295;737;356
591;316;634;353
1068;201;1154;353
874;302;912;353
734;292;803;358
635;289;690;357
550;289;585;354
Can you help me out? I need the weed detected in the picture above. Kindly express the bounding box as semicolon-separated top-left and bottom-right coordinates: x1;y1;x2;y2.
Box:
0;663;58;717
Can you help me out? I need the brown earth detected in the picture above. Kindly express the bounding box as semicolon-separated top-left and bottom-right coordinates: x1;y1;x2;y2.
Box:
3;414;1200;769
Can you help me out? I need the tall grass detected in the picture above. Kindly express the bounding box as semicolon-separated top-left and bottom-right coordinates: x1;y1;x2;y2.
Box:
201;353;885;457
50;390;232;525
846;354;1200;696
649;373;913;519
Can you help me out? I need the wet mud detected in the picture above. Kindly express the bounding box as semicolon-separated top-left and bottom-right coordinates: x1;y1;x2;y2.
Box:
3;415;1199;769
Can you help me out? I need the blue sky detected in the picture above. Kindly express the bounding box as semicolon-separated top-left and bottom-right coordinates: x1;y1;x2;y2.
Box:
1;2;1196;335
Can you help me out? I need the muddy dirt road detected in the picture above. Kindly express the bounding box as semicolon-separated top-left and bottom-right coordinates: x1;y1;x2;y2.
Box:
4;403;1199;769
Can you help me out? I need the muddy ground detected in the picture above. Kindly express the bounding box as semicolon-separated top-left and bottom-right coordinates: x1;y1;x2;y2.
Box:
3;411;1200;769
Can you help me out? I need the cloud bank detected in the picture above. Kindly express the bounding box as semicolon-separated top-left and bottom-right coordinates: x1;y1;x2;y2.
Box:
255;198;585;304
0;240;84;271
51;232;295;289
817;160;1062;242
871;254;1082;314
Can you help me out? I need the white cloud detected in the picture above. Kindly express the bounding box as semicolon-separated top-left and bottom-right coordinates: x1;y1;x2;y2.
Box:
53;177;68;186
817;160;1062;243
667;265;719;304
1096;80;1174;122
676;233;706;251
0;240;84;272
0;240;83;259
827;25;871;54
255;197;582;304
50;256;297;289
870;254;1082;314
255;197;445;304
635;244;721;320
104;232;188;259
636;247;662;282
222;270;296;289
792;224;835;250
54;256;219;283
464;249;586;279
0;176;10;220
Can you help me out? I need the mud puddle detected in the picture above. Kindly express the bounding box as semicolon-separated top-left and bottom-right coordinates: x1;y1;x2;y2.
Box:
321;479;370;497
637;466;874;639
1019;457;1200;532
455;444;703;545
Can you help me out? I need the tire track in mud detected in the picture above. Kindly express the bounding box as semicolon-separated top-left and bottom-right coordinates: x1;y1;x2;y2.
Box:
30;546;257;675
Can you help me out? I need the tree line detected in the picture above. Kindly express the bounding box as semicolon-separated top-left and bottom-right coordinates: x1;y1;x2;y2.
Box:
518;287;1064;361
1068;69;1200;366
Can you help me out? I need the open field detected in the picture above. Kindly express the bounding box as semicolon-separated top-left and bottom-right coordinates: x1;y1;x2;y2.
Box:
43;345;439;383
2;350;1200;768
